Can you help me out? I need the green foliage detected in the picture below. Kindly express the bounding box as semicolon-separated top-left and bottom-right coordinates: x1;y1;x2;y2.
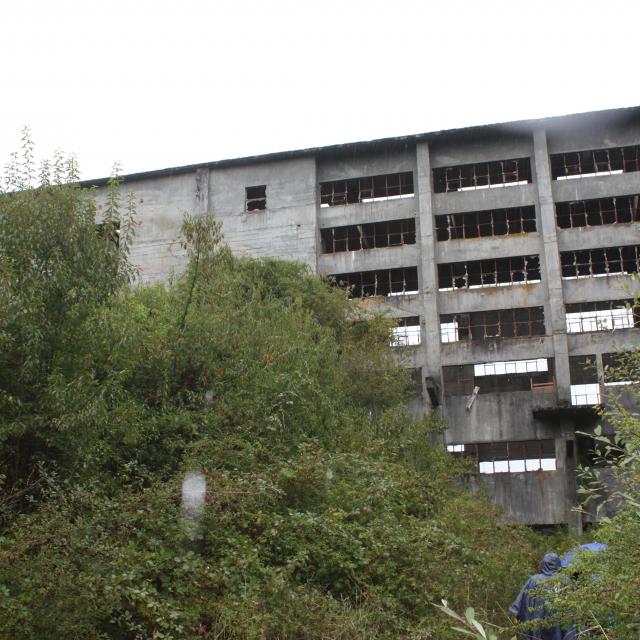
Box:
0;137;544;639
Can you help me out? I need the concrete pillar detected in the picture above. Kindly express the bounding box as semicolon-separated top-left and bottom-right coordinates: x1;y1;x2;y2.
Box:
195;168;209;215
532;129;571;401
415;142;442;400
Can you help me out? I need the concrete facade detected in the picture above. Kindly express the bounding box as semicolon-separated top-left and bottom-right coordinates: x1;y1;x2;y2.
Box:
90;107;640;527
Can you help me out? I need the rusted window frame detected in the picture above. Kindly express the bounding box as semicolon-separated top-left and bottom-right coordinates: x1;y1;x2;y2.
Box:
556;195;640;229
331;267;419;298
437;254;541;290
320;171;414;207
550;145;640;181
435;206;536;241
245;185;267;212
440;307;545;343
447;439;556;474
320;218;416;253
433;158;532;193
560;245;640;279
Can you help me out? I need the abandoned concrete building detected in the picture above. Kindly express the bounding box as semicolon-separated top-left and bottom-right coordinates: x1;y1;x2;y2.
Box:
92;106;640;529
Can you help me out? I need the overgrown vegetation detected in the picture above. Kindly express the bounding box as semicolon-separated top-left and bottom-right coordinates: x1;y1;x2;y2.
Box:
1;136;553;639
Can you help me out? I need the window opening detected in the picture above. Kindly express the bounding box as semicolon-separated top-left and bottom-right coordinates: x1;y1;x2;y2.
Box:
569;355;600;405
433;158;532;193
435;206;536;241
443;358;554;396
448;440;556;474
565;300;637;333
556;195;640;229
331;267;419;298
320;218;416;253
551;145;640;181
603;352;638;386
438;255;541;290
560;245;640;280
245;185;266;211
320;171;414;207
440;307;545;343
390;316;421;346
96;220;121;247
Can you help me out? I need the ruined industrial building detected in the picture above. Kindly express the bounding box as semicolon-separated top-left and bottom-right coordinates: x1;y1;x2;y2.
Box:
91;107;640;529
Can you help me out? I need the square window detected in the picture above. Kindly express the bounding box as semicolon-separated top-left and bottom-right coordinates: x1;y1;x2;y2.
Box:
245;185;267;212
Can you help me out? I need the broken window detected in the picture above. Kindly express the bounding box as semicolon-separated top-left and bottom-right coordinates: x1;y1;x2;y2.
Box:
320;218;416;253
448;440;556;474
245;185;267;211
438;254;541;290
432;158;532;193
565;300;637;333
390;316;421;346
443;358;554;396
556;195;640;229
320;171;414;207
560;245;640;279
569;355;600;405
435;206;536;241
440;307;545;343
331;267;419;298
550;145;640;181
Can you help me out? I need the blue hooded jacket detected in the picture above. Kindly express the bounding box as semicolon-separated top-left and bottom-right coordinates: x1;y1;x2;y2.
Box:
510;553;566;640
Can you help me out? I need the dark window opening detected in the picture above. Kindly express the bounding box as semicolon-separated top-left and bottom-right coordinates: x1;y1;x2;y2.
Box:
603;351;639;385
436;206;536;241
565;299;638;333
433;158;532;193
331;267;419;298
550;145;640;181
440;307;545;343
556;195;640;229
438;255;541;290
569;355;600;406
245;185;267;212
560;245;640;279
320;171;414;207
321;218;416;253
448;439;556;473
443;358;554;396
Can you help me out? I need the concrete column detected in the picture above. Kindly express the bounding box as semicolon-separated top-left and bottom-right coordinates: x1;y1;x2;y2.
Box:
195;168;209;215
532;129;571;401
415;142;442;399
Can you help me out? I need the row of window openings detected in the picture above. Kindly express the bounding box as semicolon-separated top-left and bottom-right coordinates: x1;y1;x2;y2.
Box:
438;255;540;291
320;219;415;253
330;267;419;298
443;358;554;396
319;195;638;256
436;195;640;242
245;145;640;212
560;245;640;279
440;301;636;343
447;440;557;474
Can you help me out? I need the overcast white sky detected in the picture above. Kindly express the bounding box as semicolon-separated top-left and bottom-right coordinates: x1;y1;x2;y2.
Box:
2;0;639;180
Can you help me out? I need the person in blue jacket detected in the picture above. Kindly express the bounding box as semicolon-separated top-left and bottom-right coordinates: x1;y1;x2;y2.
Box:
510;553;567;640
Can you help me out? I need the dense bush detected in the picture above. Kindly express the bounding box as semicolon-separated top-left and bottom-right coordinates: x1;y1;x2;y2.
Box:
0;141;543;639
